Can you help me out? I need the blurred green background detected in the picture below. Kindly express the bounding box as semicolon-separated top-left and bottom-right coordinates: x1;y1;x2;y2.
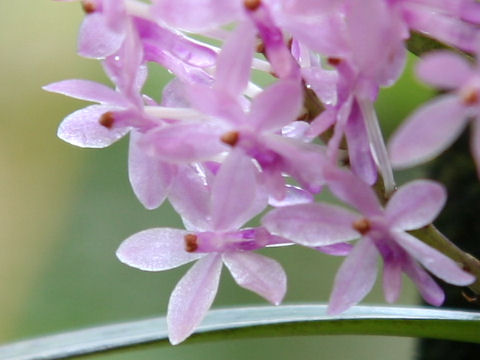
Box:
1;1;435;359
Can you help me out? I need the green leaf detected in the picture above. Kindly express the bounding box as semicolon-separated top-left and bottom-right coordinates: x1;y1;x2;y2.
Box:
1;305;480;360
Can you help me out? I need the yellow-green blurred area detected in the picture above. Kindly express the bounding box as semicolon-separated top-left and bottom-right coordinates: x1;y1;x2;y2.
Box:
1;1;436;359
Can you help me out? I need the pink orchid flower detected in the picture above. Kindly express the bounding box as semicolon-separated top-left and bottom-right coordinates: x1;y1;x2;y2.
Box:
263;168;474;314
117;155;286;344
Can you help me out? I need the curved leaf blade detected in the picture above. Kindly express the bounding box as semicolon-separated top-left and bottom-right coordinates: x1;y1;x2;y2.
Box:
1;305;480;360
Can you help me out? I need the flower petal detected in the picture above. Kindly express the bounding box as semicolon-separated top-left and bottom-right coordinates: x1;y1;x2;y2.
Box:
211;150;264;231
344;101;377;185
250;79;303;132
268;184;314;207
416;51;473;89
315;242;353;256
223;252;287;305
57;105;129;148
185;84;245;126
43;79;127;106
128;131;176;210
142;122;227;163
116;228;203;271
152;0;241;31
215;22;256;97
168;165;211;231
394;232;475;286
386;180;446;230
78;13;125;58
262;203;360;247
388;95;469;169
383;260;402;303
167;254;222;345
327;237;379;315
325;167;382;216
403;255;444;306
265;135;326;193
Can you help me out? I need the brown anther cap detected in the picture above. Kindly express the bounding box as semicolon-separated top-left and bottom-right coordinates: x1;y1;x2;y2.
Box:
244;0;261;11
220;131;240;147
327;57;342;67
462;89;479;106
352;218;371;235
256;41;266;54
184;234;198;253
99;112;115;129
82;1;97;14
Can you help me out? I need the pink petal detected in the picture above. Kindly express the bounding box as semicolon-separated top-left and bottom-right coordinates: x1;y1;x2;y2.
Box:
386;180;446;230
103;0;127;33
315;242;353;256
345;0;404;84
394;232;475;286
388;95;469;169
383;260;402;303
116;228;204;271
403;256;445;306
168;165;211;231
282;121;310;140
416;51;473;89
268;185;314;207
327;237;379;315
308;108;337;138
279;13;348;58
186;84;245;126
222;252;287;305
344;102;377;185
301;67;338;106
405;3;479;52
135;17;217;68
128;131;176;210
57;105;129;148
152;0;241;31
325;167;383;217
265;135;326;193
249;79;303;132
211;150;263;231
247;4;298;79
262;203;360;247
43;79;127;106
142;122;227;163
78;13;125;58
167;254;222;345
281;0;340;16
215;22;255;97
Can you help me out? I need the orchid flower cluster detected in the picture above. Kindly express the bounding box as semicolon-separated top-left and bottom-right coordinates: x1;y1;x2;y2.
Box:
46;0;480;345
